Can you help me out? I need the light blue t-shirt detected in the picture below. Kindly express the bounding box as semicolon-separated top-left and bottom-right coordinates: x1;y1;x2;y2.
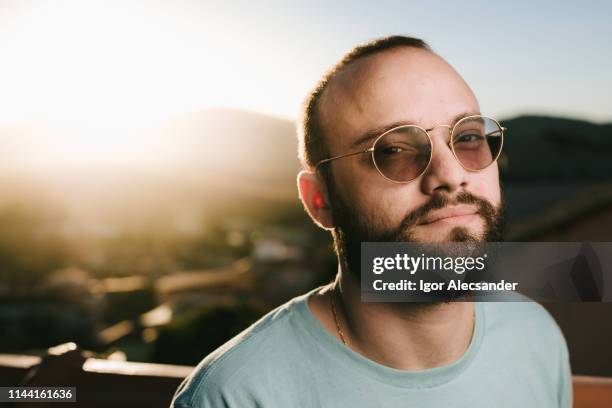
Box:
171;287;572;407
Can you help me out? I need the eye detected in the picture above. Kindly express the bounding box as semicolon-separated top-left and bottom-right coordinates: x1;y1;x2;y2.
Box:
382;145;404;155
455;133;485;143
379;143;421;155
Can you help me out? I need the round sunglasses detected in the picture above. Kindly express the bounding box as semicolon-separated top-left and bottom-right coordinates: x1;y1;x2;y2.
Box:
314;115;505;183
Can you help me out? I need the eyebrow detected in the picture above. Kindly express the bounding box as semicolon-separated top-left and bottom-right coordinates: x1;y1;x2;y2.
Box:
351;111;482;148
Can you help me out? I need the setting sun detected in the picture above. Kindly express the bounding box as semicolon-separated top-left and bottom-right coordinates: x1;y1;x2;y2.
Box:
0;0;310;165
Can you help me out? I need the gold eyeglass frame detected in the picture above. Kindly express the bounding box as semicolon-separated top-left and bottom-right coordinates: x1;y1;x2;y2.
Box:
314;115;506;184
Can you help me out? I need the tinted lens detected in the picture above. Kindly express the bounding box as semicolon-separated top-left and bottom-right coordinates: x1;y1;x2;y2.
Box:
372;126;431;182
452;116;503;171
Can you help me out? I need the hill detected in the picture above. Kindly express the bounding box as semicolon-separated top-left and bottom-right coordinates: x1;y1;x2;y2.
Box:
499;116;612;181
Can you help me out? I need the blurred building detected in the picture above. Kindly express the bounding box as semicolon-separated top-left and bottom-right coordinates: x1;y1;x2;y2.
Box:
505;180;612;376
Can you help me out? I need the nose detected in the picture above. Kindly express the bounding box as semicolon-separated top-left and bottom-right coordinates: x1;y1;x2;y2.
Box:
419;126;468;196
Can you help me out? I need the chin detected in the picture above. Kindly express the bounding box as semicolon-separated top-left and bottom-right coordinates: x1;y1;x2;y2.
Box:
411;225;485;243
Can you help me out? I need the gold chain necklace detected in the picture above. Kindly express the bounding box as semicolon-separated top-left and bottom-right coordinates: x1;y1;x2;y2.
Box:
330;288;476;349
329;288;348;346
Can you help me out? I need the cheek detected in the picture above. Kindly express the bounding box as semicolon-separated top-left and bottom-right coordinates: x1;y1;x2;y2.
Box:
344;176;426;228
331;155;380;202
472;166;501;205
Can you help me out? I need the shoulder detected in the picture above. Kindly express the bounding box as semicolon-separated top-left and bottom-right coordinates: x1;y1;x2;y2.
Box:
481;298;572;406
484;295;562;334
171;291;314;408
482;297;569;360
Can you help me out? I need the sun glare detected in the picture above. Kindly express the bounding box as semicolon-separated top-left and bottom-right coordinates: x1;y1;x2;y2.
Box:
2;2;196;124
0;1;301;165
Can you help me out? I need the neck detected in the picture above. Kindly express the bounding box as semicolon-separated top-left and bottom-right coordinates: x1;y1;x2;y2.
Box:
332;268;475;370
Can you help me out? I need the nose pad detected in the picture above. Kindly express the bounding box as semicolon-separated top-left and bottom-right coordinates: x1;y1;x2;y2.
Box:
425;125;455;161
419;125;468;193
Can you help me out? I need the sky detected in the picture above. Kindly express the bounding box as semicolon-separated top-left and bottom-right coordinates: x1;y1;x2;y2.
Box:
0;0;611;131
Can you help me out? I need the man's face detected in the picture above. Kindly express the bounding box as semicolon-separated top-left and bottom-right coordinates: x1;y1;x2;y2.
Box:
317;47;504;275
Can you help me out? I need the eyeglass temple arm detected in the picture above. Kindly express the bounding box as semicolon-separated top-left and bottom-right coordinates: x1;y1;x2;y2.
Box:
314;148;373;169
486;127;506;137
314;126;506;169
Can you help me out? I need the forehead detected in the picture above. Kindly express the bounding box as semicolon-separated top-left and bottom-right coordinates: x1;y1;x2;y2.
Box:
318;47;479;152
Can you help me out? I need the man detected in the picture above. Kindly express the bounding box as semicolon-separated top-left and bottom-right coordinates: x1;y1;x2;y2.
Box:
171;36;572;407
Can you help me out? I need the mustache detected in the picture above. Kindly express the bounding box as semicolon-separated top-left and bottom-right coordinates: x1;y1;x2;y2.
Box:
387;191;498;239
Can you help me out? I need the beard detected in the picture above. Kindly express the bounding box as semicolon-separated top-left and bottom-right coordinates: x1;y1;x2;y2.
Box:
327;182;505;301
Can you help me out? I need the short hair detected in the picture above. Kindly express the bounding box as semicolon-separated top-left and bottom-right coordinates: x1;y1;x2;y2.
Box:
297;35;431;170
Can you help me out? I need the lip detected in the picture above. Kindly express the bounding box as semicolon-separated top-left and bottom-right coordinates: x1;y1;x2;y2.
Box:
418;205;478;225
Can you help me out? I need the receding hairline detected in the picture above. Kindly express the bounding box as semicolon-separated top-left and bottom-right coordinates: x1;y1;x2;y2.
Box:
329;45;437;86
319;46;440;113
314;45;442;155
299;36;434;170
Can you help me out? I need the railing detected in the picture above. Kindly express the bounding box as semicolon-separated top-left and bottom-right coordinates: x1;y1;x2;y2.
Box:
573;375;612;408
1;343;611;407
0;344;192;408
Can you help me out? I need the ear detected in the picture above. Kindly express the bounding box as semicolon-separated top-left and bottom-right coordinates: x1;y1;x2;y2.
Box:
297;170;334;230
